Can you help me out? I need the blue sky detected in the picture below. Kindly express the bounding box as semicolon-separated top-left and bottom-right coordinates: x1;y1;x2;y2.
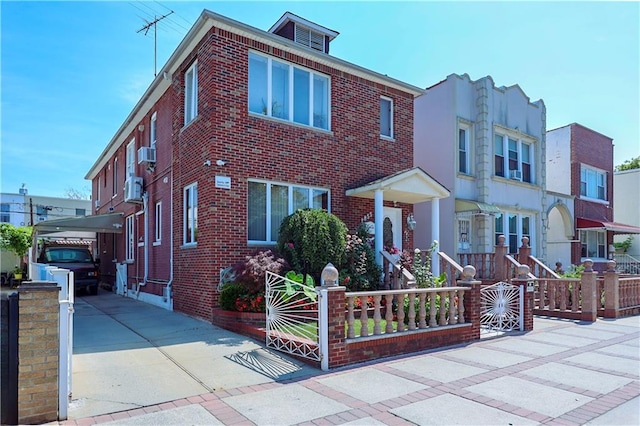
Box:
1;1;638;198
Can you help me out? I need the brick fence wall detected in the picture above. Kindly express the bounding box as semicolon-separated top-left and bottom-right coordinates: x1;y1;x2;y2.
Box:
17;282;60;424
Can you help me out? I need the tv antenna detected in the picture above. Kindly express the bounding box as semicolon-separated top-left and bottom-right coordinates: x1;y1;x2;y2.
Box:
137;11;174;77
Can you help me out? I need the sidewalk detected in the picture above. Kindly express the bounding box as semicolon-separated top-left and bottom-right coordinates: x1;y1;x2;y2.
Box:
60;293;638;425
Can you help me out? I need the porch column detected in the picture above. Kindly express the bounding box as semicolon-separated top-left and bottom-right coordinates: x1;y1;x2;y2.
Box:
431;198;440;276
374;189;384;266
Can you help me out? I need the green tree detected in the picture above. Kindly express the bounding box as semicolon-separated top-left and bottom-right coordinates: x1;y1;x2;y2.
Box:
615;156;640;171
277;209;347;283
0;223;32;258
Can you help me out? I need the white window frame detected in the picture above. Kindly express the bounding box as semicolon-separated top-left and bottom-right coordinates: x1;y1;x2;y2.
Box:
154;201;162;246
247;180;330;244
125;215;134;261
183;182;198;246
580;229;606;260
580;165;607;201
494;131;535;183
494;212;534;254
97;176;101;205
184;61;198;125
112;157;118;197
126;139;135;177
150;112;157;150
457;218;471;252
248;51;331;130
458;122;470;174
380;96;394;139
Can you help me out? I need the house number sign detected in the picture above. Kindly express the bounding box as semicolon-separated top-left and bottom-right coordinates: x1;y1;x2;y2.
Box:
215;175;231;189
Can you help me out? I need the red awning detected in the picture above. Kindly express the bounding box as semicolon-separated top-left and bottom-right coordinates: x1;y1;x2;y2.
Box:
577;218;640;234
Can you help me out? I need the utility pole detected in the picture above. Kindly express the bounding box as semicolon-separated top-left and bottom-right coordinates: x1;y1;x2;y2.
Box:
29;198;33;226
136;11;174;77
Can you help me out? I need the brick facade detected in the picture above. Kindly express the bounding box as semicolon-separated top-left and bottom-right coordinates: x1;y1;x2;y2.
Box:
88;11;420;322
569;124;614;270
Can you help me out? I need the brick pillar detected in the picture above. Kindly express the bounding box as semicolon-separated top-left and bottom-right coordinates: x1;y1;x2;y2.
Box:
494;235;508;281
324;286;346;369
17;282;60;424
518;236;531;265
603;260;619;318
458;265;481;340
580;259;598;322
512;265;534;331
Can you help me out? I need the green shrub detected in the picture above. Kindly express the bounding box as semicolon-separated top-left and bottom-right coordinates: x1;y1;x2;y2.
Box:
341;227;381;291
277;209;347;283
219;283;247;311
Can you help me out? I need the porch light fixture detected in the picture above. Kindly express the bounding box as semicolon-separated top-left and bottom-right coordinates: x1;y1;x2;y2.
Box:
321;263;339;286
406;213;417;231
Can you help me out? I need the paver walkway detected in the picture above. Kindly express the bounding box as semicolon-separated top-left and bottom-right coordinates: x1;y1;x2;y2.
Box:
57;292;639;425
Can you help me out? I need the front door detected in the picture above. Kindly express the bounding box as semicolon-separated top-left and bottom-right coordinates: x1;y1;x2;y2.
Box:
383;207;403;252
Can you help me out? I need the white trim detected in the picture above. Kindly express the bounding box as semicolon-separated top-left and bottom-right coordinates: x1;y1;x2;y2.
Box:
458;122;471;175
184;61;198;125
183;182;198;246
380;96;393;139
154;201;162;245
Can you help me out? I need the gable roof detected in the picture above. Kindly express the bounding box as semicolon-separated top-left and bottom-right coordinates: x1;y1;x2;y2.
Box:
85;10;425;180
346;167;450;204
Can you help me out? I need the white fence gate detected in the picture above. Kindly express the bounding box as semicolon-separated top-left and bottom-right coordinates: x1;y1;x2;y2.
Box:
480;281;523;332
265;271;321;362
115;262;127;295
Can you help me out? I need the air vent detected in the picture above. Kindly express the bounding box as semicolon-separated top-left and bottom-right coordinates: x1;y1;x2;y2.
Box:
295;24;324;52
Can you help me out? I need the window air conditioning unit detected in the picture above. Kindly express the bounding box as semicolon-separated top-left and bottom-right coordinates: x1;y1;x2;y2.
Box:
509;170;522;181
137;147;156;164
124;176;144;203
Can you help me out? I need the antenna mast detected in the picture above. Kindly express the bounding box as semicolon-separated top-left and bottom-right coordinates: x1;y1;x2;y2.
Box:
137;11;174;77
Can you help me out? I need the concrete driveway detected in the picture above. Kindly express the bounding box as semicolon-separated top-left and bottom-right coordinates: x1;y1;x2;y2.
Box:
69;291;318;419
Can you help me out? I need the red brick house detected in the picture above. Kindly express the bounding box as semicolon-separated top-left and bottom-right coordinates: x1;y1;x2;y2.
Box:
546;123;640;272
85;10;448;321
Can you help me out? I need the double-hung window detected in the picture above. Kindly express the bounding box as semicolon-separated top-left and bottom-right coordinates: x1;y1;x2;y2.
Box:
458;123;470;174
185;61;198;125
183;183;198;245
248;180;329;243
1;203;10;223
125;215;134;261
150;112;157;150
580;230;605;258
112;158;118;196
248;52;329;130
494;132;534;183
126;139;135;177
380;96;393;139
580;166;606;200
154;201;162;245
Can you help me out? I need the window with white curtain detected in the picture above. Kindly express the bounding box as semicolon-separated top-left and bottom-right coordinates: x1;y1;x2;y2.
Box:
184;183;197;245
248;52;329;130
248;180;330;243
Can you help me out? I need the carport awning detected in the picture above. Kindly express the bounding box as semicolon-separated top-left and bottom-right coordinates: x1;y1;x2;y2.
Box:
34;213;124;236
577;218;640;234
455;199;500;214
